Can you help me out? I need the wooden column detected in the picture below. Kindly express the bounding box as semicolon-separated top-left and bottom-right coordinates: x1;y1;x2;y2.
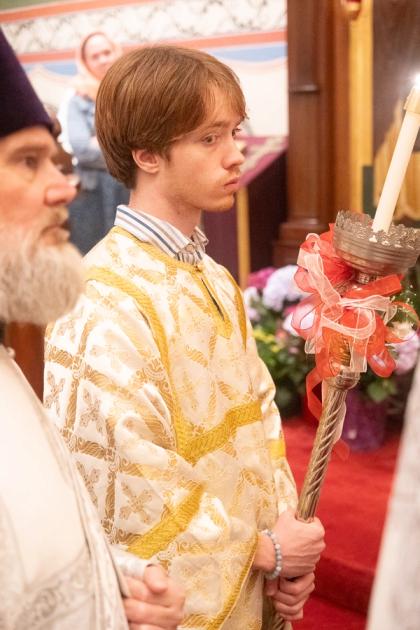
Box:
274;0;350;265
5;324;45;400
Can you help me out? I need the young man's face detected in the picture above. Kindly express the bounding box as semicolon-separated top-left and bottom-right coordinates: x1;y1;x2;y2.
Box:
0;126;75;247
157;89;245;216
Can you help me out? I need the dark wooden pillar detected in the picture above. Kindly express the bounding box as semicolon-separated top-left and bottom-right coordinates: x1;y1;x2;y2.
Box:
5;324;45;400
274;0;350;265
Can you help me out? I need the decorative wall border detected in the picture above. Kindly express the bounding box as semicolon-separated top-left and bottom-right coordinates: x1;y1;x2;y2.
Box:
1;0;286;58
20;30;286;64
0;0;163;22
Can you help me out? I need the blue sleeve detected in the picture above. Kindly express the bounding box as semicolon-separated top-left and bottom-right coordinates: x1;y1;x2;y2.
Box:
66;95;106;169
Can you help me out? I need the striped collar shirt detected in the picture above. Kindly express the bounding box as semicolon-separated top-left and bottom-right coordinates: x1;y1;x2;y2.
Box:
114;205;209;265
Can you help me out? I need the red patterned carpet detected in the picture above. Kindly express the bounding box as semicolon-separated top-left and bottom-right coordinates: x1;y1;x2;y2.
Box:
282;417;401;629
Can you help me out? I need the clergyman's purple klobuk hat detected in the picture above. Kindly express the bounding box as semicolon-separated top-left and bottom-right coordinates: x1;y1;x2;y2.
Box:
0;29;53;138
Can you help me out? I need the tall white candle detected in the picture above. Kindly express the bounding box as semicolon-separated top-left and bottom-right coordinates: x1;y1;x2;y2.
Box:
372;82;420;233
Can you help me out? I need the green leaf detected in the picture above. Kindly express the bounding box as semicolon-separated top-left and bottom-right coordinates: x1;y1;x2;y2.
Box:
366;381;388;403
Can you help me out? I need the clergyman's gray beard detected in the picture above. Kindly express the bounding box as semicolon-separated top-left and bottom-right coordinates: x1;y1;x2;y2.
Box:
0;230;84;326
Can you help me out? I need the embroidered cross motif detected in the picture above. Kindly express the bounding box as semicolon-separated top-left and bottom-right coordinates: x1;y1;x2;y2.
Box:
44;372;65;415
80;389;103;434
56;315;78;343
76;461;100;506
119;482;152;523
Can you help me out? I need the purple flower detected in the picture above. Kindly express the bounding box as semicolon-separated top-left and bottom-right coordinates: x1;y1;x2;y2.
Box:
247;267;277;290
393;333;420;375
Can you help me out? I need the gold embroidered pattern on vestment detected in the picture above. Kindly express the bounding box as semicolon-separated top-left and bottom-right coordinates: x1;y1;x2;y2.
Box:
85;265;187;451
119;458;194;488
182;532;258;629
192;272;233;339
45;345;73;369
46;342;169;446
64;432;107;459
44;372;65;415
268;437;286;461
224;268;248;349
60;317;98;431
110;226;234;338
186;400;262;465
85;266;264;464
125;484;204;559
185;345;209;368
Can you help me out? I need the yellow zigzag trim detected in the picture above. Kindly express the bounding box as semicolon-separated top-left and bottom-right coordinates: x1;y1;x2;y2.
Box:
186;400;262;465
268;436;286;461
126;484;204;559
182;533;258;629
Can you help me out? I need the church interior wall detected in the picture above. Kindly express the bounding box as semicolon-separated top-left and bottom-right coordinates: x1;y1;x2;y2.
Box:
0;0;288;138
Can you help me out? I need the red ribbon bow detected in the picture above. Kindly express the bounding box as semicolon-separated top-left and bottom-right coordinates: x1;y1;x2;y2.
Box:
292;226;417;427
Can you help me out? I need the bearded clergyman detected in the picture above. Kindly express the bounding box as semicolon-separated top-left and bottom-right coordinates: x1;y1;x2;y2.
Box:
0;29;184;630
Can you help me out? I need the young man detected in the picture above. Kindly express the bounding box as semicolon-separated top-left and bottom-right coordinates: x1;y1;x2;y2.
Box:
0;31;184;629
45;46;325;628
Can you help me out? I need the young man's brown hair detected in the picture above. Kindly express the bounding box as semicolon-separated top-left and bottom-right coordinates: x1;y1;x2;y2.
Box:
95;45;246;189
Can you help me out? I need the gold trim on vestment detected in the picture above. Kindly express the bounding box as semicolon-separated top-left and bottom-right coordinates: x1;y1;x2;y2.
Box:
45;345;73;369
268;437;286;461
111;226;235;338
85;265;187;449
224;268;248;349
85;265;263;465
182;532;258;629
125;484;204;559
111;225;199;272
186;400;262;465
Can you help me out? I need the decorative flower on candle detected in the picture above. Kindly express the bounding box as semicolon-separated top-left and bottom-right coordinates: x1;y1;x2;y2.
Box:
246;263;420;414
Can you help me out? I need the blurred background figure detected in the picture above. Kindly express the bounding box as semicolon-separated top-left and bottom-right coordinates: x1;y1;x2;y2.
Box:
63;31;128;254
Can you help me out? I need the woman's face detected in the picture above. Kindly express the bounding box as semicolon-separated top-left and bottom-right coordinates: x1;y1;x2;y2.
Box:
83;34;117;80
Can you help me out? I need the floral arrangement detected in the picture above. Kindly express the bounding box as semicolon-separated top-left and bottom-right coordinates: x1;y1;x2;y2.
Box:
244;265;314;417
245;264;420;418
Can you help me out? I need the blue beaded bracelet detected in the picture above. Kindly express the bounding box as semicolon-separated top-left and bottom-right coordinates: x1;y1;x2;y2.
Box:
262;529;282;580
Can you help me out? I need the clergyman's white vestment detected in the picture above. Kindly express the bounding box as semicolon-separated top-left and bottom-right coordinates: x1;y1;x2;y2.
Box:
0;344;128;629
367;359;420;629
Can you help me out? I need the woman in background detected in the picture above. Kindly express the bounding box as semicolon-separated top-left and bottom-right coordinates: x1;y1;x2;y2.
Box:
65;31;128;254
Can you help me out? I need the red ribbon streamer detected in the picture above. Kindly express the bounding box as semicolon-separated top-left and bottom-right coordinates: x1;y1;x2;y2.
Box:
292;226;418;433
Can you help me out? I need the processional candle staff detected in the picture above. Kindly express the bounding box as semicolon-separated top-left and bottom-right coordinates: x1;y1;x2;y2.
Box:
272;81;420;630
372;77;420;232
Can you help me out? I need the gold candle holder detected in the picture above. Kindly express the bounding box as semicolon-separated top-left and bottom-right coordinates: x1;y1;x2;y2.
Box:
272;211;420;630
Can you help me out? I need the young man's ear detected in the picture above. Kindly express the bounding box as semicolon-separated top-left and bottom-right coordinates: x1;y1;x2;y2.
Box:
132;148;160;174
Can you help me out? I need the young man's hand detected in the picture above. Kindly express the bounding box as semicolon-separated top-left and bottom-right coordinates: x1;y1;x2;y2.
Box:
123;565;185;629
253;509;325;578
272;509;325;578
265;572;315;621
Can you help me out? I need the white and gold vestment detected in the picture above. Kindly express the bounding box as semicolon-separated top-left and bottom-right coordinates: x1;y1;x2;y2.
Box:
45;224;297;629
0;344;127;629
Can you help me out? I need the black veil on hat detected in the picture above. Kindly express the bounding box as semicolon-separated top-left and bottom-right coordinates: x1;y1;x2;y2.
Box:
0;29;52;138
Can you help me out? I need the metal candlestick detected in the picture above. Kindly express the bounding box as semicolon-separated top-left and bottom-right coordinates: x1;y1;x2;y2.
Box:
272;211;420;630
